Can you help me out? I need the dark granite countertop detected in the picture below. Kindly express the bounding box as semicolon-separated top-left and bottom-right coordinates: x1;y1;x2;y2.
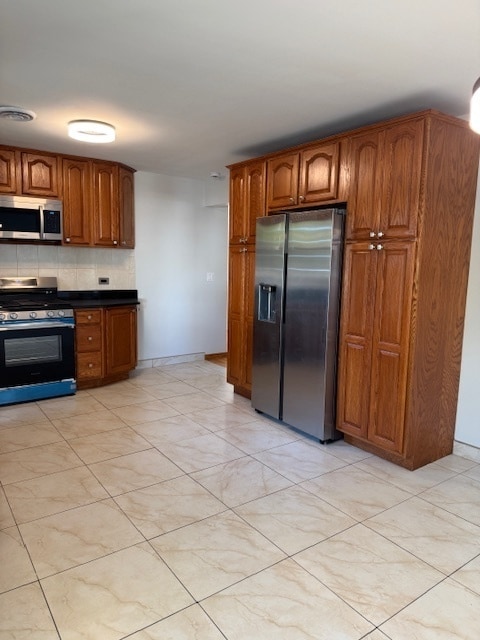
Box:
58;289;139;308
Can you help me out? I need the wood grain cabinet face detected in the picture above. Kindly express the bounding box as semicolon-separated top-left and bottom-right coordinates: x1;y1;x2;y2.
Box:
92;162;119;247
75;310;103;382
227;246;255;392
267;142;340;210
346;120;423;240
0;148;20;193
118;166;135;248
62;158;93;245
21;152;60;197
229;161;266;244
105;306;137;376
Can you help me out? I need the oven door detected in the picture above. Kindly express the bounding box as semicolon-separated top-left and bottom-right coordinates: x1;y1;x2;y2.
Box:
0;321;75;388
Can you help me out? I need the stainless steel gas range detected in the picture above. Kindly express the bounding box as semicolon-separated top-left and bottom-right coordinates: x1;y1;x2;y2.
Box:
0;276;76;406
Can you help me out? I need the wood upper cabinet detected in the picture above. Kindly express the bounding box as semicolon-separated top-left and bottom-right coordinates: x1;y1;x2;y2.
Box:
105;305;137;376
346;119;424;240
267;142;340;210
0;148;20;193
118;166;135;248
62;158;93;245
229;160;266;244
337;241;415;455
21;152;60;197
92;162;119;247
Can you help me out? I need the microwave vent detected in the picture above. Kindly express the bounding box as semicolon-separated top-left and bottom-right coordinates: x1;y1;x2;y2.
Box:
0;106;36;122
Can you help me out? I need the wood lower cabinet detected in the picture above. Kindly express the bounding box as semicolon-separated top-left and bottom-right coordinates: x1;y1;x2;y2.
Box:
227;246;255;396
337;241;415;455
75;305;137;389
104;306;138;376
266;141;340;210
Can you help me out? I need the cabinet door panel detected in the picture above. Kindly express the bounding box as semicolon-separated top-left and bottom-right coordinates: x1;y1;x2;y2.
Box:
380;120;423;238
267;153;299;209
0;148;20;193
299;142;339;203
119;166;135;248
346;132;383;239
21;152;60;197
105;306;137;375
368;241;415;452
229;167;246;244
337;243;377;437
93;162;119;246
62;158;92;245
245;162;266;241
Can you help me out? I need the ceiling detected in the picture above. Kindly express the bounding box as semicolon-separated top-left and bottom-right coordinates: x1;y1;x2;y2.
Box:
1;0;479;179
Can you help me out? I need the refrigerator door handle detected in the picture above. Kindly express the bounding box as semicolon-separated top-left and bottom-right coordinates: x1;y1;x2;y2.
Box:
258;283;277;323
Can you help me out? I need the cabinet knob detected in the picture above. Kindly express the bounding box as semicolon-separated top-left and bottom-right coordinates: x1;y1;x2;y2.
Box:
113;240;118;245
65;237;71;243
368;244;376;250
87;315;92;320
239;237;247;244
289;197;295;203
299;195;305;201
377;231;384;238
376;244;383;251
369;231;376;238
239;248;248;253
122;241;127;245
88;363;93;368
88;336;93;341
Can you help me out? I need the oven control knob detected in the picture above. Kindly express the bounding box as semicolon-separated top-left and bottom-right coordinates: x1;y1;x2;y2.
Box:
47;310;54;318
30;311;37;319
58;310;65;317
0;313;5;321
10;312;18;320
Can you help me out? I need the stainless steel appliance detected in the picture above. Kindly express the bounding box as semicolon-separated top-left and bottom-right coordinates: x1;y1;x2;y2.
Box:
252;209;345;442
0;277;76;405
0;195;63;241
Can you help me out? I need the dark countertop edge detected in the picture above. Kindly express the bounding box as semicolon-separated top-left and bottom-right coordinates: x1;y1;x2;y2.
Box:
58;290;139;308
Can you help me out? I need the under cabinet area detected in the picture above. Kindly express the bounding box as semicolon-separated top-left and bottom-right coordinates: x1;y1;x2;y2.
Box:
0;143;135;249
74;304;138;389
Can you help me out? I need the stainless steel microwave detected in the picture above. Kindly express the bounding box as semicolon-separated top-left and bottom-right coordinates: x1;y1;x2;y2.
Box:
0;195;63;241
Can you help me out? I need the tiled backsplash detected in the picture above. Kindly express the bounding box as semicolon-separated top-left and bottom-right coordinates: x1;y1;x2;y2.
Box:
0;244;136;290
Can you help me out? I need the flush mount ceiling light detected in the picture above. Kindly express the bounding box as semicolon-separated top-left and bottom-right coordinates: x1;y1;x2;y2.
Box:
68;119;116;143
470;77;480;134
0;106;36;122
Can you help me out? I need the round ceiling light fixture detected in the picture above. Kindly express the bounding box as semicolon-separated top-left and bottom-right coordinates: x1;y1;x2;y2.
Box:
68;119;116;143
0;106;36;122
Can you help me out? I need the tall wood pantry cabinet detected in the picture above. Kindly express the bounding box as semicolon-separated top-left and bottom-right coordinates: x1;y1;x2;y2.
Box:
227;109;480;469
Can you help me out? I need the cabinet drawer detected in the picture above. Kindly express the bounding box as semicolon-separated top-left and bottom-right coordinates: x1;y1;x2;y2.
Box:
75;309;102;325
76;325;102;352
77;352;102;379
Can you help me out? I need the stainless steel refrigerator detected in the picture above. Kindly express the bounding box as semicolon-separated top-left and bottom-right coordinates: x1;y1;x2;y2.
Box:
252;209;345;442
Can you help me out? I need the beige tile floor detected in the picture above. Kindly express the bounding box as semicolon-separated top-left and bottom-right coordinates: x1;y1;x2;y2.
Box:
1;360;480;639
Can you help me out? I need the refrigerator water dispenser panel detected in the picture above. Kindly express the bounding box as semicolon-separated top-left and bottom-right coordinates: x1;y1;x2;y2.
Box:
258;284;277;323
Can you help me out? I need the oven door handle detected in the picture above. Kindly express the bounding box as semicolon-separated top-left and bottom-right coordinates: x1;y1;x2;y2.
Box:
0;321;75;331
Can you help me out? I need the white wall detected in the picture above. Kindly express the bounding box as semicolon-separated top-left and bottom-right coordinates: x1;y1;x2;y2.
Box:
455;166;480;447
134;171;228;363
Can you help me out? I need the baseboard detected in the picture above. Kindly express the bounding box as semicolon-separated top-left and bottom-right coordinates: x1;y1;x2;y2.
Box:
205;352;227;361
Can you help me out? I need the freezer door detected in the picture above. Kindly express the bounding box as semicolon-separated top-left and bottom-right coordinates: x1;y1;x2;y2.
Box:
282;209;344;440
251;214;287;418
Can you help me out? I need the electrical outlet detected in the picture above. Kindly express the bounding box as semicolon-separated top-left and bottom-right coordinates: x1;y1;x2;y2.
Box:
98;277;109;285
